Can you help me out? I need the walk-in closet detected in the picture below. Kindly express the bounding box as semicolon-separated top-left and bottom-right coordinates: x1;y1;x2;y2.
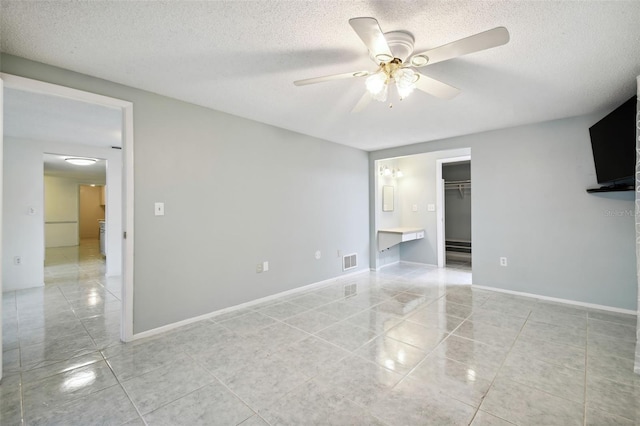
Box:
443;161;471;267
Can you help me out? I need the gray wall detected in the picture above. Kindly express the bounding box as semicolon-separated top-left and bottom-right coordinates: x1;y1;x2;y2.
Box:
2;54;370;333
371;116;636;310
443;162;472;242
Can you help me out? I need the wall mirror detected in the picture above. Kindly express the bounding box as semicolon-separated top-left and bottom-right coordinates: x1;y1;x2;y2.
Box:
382;185;394;212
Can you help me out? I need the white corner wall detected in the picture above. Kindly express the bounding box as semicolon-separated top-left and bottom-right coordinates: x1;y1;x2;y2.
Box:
2;138;44;290
374;159;402;267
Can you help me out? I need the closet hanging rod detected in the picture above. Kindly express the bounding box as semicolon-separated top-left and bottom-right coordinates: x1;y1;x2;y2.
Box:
444;179;471;185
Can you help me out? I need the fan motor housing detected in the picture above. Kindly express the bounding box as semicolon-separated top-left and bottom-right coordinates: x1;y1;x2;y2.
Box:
382;30;415;62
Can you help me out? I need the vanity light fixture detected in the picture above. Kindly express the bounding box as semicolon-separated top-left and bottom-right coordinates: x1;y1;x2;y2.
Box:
65;157;97;166
379;165;404;178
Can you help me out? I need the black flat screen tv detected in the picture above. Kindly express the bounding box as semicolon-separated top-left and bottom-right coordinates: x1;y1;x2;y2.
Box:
588;95;637;188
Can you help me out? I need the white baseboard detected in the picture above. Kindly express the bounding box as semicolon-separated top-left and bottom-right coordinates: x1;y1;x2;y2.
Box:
130;268;369;341
380;261;401;269
399;261;439;268
375;260;399;271
473;284;638;316
372;260;439;272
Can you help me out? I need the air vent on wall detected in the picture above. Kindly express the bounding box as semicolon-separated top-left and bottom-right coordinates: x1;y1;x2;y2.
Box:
343;253;358;271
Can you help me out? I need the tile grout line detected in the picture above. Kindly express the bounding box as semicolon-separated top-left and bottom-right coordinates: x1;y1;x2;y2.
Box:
8;261;633;425
311;280;473;426
451;291;499;426
19;245;111;424
187;351;276;426
13;290;27;426
216;294;402;425
103;347;207;425
583;317;589;426
58;283;103;351
466;307;533;425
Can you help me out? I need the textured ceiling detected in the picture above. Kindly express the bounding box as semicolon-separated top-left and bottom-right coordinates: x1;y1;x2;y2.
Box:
2;1;639;151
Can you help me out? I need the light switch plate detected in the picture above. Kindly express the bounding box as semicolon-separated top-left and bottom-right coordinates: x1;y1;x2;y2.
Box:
154;202;165;216
412;204;418;212
427;204;436;212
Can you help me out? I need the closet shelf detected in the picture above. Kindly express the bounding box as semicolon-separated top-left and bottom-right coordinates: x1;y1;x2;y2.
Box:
444;180;471;197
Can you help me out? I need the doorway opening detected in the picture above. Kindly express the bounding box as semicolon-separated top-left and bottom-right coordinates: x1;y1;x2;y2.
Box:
436;154;471;269
43;153;114;288
442;160;471;269
0;73;135;376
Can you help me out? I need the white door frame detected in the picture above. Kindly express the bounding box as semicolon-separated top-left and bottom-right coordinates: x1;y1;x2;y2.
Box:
436;155;471;268
0;73;135;343
1;75;4;379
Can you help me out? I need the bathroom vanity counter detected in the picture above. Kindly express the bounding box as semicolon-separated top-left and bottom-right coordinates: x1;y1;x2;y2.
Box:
377;227;425;251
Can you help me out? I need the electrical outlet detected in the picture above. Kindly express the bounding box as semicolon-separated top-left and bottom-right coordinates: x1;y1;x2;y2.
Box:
256;263;263;273
13;256;22;266
315;250;321;260
263;261;269;272
500;257;508;267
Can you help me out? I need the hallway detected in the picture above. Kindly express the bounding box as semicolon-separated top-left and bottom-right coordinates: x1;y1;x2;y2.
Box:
2;239;121;381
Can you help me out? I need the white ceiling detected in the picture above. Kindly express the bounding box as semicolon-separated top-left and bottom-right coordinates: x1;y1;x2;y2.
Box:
43;153;106;184
4;86;115;184
3;87;122;148
2;1;639;151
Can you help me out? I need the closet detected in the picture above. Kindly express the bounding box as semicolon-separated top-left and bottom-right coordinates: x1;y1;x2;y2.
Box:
442;161;471;267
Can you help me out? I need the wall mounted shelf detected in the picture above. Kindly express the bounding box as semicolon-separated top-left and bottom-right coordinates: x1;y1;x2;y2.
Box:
378;227;425;251
586;185;634;193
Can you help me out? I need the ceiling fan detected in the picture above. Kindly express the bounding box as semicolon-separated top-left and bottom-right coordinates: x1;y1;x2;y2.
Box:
293;17;510;112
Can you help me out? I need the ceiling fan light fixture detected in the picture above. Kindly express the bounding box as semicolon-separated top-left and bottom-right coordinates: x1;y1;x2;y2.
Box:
366;71;388;99
410;55;429;67
294;18;510;112
395;68;418;99
374;53;394;63
396;83;415;99
65;157;97;166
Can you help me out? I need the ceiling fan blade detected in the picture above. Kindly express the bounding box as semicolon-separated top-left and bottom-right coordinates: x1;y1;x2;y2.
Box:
294;70;370;86
414;73;460;100
351;91;372;113
349;17;394;63
410;27;510;67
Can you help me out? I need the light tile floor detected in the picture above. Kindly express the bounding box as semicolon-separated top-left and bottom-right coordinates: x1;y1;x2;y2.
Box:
1;240;639;425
